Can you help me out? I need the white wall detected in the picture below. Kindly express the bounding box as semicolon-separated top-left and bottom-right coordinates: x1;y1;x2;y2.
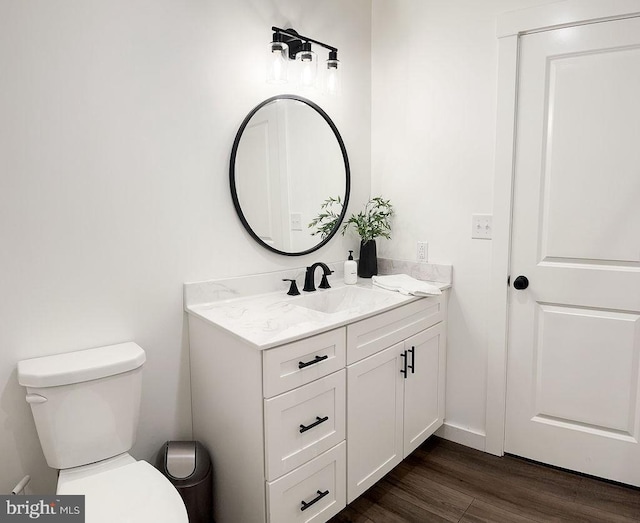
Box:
0;0;371;494
3;0;577;495
371;0;556;447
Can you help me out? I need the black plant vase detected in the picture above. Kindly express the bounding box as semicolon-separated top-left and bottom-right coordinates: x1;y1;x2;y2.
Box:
358;239;378;278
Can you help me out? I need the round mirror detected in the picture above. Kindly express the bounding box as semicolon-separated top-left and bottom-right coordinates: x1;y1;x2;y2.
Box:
230;95;350;256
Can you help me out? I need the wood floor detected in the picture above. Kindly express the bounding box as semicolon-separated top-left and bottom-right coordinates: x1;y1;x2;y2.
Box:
329;437;640;522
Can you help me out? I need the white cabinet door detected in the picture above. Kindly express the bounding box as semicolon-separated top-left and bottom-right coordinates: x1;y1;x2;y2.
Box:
346;342;404;503
506;17;640;486
403;323;445;457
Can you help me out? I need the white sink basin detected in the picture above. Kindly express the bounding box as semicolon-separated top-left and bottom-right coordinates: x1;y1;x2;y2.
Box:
293;286;392;314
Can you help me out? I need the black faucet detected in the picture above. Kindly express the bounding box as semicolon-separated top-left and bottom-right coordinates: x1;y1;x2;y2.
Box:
303;262;334;292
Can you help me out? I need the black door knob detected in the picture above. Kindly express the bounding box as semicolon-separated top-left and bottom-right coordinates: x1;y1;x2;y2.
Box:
513;275;529;290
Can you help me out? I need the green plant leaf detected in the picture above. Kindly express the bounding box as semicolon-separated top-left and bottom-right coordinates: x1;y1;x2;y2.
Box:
308;195;344;239
341;196;393;241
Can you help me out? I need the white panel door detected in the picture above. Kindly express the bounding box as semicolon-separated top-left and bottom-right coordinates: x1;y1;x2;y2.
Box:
505;17;640;486
235;102;289;248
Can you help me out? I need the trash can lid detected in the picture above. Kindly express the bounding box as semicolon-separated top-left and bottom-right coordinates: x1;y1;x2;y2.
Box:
158;441;212;488
165;441;197;479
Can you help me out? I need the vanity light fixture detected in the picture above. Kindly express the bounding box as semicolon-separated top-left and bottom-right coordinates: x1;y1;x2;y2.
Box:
268;27;340;94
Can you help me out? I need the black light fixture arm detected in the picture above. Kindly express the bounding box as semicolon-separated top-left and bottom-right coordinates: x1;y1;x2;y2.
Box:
272;26;338;60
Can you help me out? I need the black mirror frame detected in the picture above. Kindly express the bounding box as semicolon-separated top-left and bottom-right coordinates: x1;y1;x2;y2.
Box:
229;95;351;256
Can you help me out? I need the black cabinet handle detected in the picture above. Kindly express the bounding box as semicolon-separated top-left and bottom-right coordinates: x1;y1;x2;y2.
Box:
300;490;329;512
298;355;328;369
400;350;408;378
408;346;415;374
299;416;329;433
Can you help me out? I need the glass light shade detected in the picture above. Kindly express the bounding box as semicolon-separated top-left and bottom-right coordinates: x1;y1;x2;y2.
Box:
267;41;289;84
326;59;341;95
296;49;317;88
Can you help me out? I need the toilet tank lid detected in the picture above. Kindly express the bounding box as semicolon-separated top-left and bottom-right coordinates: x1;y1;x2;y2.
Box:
17;342;146;388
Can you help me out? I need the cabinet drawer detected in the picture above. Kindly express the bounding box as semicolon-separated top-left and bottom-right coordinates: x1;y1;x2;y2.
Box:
263;328;346;398
267;441;346;523
347;296;443;364
265;370;345;481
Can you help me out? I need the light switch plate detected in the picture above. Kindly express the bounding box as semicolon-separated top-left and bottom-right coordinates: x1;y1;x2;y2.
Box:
472;214;492;239
290;213;302;231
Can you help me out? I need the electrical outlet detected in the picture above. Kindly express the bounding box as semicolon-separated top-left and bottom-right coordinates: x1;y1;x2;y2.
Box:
417;241;428;262
472;214;493;239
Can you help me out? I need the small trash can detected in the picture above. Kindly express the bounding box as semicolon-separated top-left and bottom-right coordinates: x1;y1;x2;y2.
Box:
157;441;213;523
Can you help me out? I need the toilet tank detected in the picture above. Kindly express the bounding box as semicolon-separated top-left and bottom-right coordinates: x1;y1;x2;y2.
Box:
17;343;146;470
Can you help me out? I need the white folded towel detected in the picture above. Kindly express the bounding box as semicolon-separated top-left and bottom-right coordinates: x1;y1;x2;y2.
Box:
372;274;442;296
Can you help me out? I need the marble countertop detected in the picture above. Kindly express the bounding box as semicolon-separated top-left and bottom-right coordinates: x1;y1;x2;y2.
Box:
185;278;450;350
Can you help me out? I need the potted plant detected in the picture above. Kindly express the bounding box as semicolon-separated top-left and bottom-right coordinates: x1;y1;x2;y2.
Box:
341;196;393;277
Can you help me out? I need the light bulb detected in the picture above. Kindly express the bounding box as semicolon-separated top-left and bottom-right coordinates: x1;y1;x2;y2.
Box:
296;43;317;88
267;41;289;84
326;57;341;95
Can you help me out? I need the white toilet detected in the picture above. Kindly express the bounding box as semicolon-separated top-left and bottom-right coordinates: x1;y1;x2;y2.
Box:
17;342;188;523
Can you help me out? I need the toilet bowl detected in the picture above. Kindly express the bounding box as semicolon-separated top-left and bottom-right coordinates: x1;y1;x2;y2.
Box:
17;343;188;523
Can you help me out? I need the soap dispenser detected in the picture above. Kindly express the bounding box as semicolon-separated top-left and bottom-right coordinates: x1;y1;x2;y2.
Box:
344;251;357;285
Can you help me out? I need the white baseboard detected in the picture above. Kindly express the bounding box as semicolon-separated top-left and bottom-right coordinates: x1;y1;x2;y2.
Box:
435;421;486;452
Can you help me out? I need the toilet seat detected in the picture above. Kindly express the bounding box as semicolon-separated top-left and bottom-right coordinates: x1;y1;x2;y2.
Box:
57;456;188;523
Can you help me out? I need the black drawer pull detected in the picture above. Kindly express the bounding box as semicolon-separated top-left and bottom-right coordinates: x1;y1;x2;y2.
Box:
298;355;328;369
300;489;329;512
408;346;415;374
299;416;329;433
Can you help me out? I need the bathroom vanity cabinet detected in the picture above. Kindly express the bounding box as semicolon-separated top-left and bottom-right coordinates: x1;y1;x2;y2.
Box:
187;289;447;523
346;300;445;502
